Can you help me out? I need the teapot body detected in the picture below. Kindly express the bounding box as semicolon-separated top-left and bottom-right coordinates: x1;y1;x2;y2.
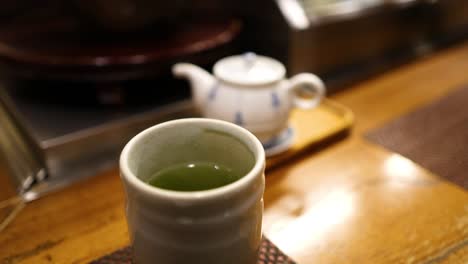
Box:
172;53;326;146
200;79;293;143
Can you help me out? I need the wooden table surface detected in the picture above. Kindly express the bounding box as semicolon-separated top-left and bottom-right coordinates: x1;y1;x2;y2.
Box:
1;42;468;264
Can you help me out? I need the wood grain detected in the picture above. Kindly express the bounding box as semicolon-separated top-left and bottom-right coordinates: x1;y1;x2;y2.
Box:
2;42;468;263
266;99;353;169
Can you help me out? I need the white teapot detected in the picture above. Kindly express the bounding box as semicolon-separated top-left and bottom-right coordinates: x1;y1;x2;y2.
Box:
172;53;326;149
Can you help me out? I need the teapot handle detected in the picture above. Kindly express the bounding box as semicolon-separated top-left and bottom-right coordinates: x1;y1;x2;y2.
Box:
287;73;326;109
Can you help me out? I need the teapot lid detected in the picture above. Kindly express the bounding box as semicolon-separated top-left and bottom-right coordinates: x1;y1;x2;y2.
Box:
213;53;286;86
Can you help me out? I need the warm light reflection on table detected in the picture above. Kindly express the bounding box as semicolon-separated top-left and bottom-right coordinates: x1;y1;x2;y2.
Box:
383;154;420;184
263;154;424;254
264;188;355;254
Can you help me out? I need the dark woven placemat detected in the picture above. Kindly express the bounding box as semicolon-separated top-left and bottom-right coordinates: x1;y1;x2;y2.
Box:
366;86;468;189
91;236;296;264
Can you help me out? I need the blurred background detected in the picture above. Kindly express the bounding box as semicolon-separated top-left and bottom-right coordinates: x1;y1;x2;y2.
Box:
0;0;467;200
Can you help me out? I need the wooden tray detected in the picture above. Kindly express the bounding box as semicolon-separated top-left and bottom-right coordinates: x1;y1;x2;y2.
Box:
266;98;354;169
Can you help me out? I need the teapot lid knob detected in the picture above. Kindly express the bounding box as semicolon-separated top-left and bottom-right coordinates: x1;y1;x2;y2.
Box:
243;52;257;69
213;52;285;85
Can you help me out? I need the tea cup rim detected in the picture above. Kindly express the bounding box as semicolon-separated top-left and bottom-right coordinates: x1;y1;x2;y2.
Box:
120;118;265;203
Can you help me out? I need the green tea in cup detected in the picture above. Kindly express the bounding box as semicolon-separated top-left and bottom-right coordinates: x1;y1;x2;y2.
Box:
147;161;242;191
137;127;254;193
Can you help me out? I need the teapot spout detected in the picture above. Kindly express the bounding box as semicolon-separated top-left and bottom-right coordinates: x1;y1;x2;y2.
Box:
172;63;216;108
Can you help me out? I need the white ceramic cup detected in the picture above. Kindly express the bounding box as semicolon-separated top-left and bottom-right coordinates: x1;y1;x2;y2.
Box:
120;118;265;264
